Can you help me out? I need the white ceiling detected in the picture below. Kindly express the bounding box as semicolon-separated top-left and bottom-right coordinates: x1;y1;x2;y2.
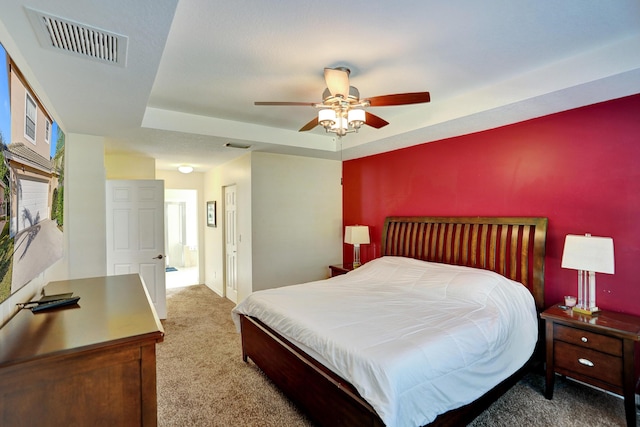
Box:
1;0;639;172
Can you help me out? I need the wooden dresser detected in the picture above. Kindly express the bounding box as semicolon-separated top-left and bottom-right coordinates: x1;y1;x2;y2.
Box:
0;274;164;427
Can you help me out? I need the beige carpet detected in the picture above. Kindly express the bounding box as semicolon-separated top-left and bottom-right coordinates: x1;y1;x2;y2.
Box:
157;285;637;426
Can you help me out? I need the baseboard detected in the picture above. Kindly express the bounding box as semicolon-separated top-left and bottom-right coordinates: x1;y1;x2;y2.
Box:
568;381;639;414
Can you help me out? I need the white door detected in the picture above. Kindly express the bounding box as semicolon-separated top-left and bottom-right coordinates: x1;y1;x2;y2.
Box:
224;185;238;303
106;180;167;318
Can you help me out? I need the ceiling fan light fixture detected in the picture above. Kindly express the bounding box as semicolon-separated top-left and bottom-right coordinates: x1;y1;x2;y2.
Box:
318;107;365;136
255;66;430;138
318;109;336;127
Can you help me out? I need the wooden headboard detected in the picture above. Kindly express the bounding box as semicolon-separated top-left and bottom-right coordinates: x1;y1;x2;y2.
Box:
382;216;548;310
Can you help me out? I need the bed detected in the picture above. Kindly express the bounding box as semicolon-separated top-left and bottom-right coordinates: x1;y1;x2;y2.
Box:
232;216;548;427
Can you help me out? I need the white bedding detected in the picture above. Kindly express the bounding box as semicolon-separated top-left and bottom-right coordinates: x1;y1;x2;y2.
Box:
231;256;538;427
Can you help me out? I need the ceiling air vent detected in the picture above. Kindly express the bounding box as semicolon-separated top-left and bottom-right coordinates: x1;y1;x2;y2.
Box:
224;142;252;150
25;7;128;67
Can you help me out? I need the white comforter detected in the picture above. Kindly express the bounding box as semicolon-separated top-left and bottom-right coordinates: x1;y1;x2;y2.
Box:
231;256;538;427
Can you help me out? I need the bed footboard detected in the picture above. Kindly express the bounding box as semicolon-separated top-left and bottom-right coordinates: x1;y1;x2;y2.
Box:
240;314;384;427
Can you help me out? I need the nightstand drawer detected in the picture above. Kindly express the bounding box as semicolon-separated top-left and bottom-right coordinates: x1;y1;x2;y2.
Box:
554;341;623;387
554;324;622;356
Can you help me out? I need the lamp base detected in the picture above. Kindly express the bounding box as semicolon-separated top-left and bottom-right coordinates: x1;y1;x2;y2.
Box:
572;306;600;315
353;244;361;269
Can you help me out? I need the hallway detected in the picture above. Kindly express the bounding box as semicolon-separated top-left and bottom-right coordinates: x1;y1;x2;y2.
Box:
166;266;199;289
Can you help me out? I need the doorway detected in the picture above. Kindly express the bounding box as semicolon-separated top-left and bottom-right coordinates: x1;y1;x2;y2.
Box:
224;184;238;303
165;189;199;289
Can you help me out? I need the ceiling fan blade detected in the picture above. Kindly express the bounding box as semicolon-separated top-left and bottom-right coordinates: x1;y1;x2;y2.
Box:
366;92;431;107
324;67;350;98
255;101;316;106
299;117;319;132
364;112;389;129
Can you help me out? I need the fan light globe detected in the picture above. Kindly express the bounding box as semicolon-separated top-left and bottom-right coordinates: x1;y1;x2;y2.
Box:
348;109;365;128
318;109;336;127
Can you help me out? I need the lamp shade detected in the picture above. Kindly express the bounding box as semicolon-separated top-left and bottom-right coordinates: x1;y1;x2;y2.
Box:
348;108;365;125
344;225;370;245
561;234;614;274
318;109;336;125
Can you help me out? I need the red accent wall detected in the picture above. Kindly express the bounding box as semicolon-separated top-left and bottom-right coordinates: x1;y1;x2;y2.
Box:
343;94;640;316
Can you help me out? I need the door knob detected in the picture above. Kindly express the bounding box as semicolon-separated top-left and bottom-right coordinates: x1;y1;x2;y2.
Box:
153;254;165;260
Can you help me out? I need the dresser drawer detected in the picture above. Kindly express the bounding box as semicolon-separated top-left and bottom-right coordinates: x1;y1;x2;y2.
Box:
554;324;622;356
554;341;623;387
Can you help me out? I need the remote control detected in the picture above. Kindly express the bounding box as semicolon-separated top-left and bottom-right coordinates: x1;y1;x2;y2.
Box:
38;293;74;303
17;293;75;309
31;296;81;312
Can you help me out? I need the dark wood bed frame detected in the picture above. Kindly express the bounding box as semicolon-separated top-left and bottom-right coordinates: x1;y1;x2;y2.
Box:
239;216;548;426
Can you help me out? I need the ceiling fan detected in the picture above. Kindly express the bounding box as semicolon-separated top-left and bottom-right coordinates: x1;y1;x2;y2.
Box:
254;67;431;137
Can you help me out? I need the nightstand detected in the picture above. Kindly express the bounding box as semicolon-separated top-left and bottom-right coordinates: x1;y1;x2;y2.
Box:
541;305;640;427
329;264;354;277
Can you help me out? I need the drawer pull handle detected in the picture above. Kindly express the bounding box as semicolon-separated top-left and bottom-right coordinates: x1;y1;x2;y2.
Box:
578;358;594;367
581;337;588;343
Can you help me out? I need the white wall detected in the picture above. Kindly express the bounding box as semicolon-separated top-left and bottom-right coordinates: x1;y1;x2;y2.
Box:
66;134;107;279
251;152;342;291
204;167;223;295
203;152;342;304
105;154;156;179
204;153;252;300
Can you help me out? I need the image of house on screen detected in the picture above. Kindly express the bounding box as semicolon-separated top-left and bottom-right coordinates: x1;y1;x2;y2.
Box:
0;45;64;300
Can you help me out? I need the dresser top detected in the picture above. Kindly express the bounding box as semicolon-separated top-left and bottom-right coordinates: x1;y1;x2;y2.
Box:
0;274;164;367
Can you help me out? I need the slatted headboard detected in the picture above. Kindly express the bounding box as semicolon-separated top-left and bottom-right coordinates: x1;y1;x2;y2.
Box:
381;216;548;310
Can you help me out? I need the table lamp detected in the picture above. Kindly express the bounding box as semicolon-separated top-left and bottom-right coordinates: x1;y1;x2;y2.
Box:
345;225;370;268
561;233;614;315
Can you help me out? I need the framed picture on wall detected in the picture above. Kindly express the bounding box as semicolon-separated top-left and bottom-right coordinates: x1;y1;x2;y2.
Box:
207;201;216;227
